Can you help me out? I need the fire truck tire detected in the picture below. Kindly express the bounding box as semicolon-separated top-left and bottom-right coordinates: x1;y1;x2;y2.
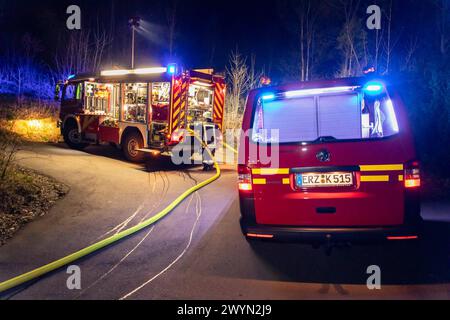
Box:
122;132;145;163
63;123;88;150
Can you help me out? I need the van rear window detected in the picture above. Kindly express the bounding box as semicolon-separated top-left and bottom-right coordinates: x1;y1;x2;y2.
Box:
251;92;399;143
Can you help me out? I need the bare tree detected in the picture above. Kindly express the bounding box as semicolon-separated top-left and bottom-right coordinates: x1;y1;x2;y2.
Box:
401;35;419;72
224;50;265;133
296;0;317;81
433;0;449;56
381;0;401;75
55;26;111;79
248;54;264;90
225;50;249;131
0;54;54;104
166;0;179;58
336;0;364;77
373;20;383;71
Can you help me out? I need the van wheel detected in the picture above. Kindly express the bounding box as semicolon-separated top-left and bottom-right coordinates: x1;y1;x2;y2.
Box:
63;123;88;150
122;132;145;163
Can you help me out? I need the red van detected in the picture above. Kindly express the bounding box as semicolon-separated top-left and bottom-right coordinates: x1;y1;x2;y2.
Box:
238;77;422;243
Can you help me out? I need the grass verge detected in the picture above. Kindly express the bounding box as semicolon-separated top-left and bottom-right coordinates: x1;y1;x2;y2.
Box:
0;165;68;246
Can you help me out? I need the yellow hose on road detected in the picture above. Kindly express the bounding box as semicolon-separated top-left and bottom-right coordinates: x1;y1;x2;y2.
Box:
0;134;220;294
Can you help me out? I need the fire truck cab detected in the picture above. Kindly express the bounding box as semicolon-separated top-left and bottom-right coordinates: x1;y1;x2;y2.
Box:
57;65;225;162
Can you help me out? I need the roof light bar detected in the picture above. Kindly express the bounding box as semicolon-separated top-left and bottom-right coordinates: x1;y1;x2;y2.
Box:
363;81;384;95
134;67;167;74
284;86;358;98
101;67;168;77
100;69;130;76
262;93;275;101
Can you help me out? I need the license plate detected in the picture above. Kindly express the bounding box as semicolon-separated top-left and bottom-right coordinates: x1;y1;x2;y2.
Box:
295;172;353;188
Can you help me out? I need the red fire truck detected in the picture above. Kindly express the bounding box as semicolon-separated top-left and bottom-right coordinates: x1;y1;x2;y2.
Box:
57;65;226;162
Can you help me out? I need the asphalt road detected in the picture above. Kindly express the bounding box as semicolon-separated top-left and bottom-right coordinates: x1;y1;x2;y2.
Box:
1;142;450;300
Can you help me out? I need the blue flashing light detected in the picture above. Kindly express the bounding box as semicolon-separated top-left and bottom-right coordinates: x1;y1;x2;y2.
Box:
67;74;75;80
167;63;177;75
262;93;275;101
364;81;384;95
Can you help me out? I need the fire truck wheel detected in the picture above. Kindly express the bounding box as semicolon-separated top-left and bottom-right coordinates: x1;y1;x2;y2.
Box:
63;124;88;150
123;132;145;163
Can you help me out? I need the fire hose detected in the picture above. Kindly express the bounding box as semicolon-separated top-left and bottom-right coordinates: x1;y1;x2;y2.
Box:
0;131;236;294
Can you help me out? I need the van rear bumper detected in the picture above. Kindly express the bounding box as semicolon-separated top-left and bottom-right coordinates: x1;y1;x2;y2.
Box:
240;219;422;243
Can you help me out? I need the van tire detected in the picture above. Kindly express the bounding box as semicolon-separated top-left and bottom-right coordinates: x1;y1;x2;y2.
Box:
63;122;88;150
122;132;145;163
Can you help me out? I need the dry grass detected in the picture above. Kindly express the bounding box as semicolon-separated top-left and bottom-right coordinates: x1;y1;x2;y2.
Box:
0;101;60;181
2;103;61;143
9;117;60;143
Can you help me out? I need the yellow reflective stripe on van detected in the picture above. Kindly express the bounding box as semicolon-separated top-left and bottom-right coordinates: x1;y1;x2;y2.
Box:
282;178;290;185
253;178;267;185
252;168;290;175
398;175;404;182
359;164;404;172
360;175;390;182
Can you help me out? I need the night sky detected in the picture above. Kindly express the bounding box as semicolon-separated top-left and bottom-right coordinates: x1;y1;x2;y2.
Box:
1;0;288;74
0;0;444;82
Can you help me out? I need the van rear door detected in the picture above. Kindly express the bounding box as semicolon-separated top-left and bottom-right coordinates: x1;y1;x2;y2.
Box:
250;88;410;227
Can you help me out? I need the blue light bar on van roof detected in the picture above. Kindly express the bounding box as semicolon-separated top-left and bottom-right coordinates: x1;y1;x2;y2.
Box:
262;93;275;101
284;86;358;98
363;81;384;95
67;74;75;80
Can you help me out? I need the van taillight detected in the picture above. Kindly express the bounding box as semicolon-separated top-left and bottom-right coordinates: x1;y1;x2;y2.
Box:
238;165;252;191
404;161;421;189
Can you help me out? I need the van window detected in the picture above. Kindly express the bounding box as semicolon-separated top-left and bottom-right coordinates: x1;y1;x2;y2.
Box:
252;92;399;143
